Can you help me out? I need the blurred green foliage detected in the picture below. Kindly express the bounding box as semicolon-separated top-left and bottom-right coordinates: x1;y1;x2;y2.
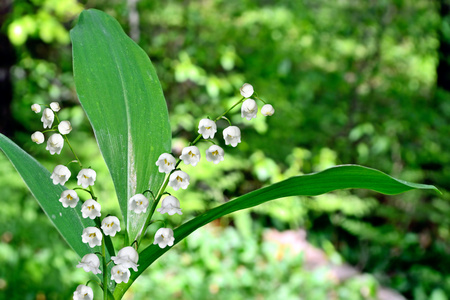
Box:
1;0;449;299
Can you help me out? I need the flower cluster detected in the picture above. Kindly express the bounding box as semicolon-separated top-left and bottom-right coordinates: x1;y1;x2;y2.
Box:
30;102;72;155
31;83;273;298
149;83;274;249
30;101;132;299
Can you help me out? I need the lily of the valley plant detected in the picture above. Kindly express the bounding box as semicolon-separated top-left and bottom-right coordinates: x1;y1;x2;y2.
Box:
0;9;439;300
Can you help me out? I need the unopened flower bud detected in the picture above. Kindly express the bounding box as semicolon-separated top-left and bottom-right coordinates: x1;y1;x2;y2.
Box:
240;83;254;98
261;104;275;116
31;104;41;113
50;102;60;112
31;131;44;144
58;121;72;135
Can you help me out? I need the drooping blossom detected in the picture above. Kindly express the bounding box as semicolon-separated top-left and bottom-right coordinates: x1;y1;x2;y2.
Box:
157;195;182;215
76;253;101;274
168;170;190;191
240;83;254;98
50;165;71;185
261;104;275;116
46;133;64;155
81;227;102;248
223;126;241;147
59;190;79;208
198;119;217;139
153;228;175;249
155;153;176;173
241;99;258;120
205;145;225;164
111;265;131;284
81;199;101;219
41;108;54;129
101;216;121;237
31;104;41;113
179;146;201;166
50;102;60;112
73;285;93;300
31;131;44;144
58;120;72;135
111;246;139;272
77;168;96;188
128;194;149;214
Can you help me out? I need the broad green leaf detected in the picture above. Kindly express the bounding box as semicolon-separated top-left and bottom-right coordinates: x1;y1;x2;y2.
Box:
114;164;438;298
70;9;171;243
0;134;115;269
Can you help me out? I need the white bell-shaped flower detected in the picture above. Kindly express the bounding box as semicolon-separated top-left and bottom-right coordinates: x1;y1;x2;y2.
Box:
59;190;79;208
46;133;64;155
31;104;41;113
168;170;190;191
111;246;139;272
241;99;257;120
205;145;225;164
157;195;182;215
73;284;94;300
81;199;101;219
77;168;96;188
179;146;201;166
50;165;71;185
198;119;217;139
58;120;72;135
81;227;102;248
41;108;54;129
31;131;45;144
111;265;131;284
155;153;176;173
76;253;101;275
223;126;241;147
240;83;254;98
128;194;149;214
101;216;121;237
261;104;275;116
153;227;175;249
50;102;61;112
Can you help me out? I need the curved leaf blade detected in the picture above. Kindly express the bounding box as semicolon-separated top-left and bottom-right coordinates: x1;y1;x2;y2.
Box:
70;9;171;243
113;164;438;298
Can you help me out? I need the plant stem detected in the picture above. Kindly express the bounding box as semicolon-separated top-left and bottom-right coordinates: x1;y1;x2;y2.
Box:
102;238;108;300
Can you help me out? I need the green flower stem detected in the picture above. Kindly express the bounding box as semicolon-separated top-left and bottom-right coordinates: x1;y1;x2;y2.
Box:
102;237;108;300
191;96;245;146
73;187;95;199
253;93;267;104
54;113;98;201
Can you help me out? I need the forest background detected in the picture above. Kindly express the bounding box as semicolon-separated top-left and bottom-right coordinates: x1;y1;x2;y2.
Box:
0;0;449;299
